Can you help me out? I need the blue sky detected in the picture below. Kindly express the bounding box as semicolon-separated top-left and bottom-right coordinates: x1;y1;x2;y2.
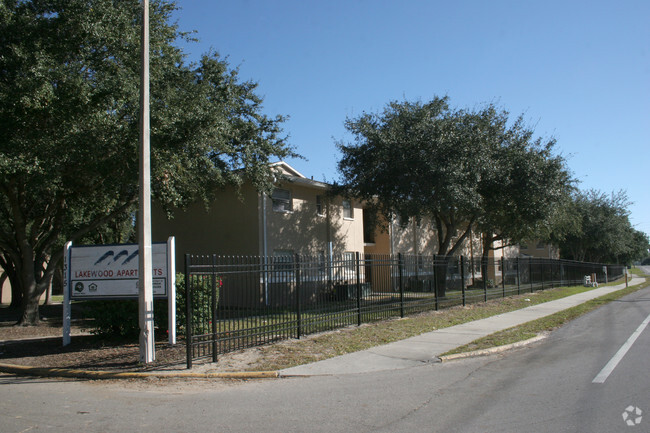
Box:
171;0;649;237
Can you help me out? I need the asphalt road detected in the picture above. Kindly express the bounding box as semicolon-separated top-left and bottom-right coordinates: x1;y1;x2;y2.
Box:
1;281;649;432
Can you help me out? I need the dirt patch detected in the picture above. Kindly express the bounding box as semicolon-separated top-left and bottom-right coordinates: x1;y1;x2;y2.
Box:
0;327;273;374
0;305;268;374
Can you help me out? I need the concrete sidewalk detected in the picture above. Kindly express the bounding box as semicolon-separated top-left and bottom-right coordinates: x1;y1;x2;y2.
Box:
1;276;645;381
280;277;647;376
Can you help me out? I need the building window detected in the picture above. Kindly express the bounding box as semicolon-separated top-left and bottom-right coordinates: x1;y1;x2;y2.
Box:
536;242;545;249
342;200;354;219
316;195;324;216
271;189;292;212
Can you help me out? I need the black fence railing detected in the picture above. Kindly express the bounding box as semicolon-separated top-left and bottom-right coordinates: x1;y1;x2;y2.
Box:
184;253;625;368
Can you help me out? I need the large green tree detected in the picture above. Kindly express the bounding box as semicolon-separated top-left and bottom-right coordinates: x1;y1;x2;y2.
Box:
338;98;479;258
475;113;574;263
336;97;575;291
0;0;295;324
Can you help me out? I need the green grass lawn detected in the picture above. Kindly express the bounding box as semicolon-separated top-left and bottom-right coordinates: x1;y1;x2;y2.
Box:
442;271;649;356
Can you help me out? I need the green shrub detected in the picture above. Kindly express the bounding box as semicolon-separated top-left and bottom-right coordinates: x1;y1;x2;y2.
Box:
85;299;168;339
85;272;219;339
175;272;220;337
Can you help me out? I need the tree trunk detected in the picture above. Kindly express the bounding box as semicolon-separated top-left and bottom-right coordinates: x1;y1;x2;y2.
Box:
434;255;450;298
481;254;490;288
0;273;5;304
19;282;41;325
43;282;52;305
18;266;55;325
16;258;45;325
480;233;497;288
8;271;22;309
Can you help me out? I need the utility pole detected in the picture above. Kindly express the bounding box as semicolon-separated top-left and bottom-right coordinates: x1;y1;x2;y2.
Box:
138;0;155;363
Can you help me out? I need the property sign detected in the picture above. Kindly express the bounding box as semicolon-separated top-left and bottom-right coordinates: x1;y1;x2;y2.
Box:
69;243;169;299
63;237;177;347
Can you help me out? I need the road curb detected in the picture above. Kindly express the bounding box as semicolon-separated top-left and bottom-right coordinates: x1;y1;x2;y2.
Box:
0;362;279;380
438;333;549;362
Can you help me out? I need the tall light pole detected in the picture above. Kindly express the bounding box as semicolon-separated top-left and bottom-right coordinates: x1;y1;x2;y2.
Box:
139;0;155;363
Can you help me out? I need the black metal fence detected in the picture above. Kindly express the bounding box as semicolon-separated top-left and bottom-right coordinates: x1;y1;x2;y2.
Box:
184;253;625;368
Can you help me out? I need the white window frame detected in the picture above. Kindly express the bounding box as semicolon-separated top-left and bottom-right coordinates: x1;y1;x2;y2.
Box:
271;188;292;213
342;200;354;220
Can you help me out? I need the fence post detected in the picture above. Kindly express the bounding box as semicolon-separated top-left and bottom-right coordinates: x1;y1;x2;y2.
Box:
434;256;439;305
501;256;505;298
211;254;218;363
185;254;192;369
541;260;545;290
433;279;438;311
529;258;534;293
516;257;521;295
356;252;362;326
550;261;554;289
398;253;404;318
483;257;487;302
461;256;466;306
295;253;302;339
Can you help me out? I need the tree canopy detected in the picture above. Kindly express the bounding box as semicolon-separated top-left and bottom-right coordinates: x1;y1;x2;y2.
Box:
0;0;296;324
475;114;574;258
337;97;480;257
336;96;572;261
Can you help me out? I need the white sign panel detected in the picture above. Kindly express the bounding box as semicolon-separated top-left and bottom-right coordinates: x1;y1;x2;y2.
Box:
69;243;168;299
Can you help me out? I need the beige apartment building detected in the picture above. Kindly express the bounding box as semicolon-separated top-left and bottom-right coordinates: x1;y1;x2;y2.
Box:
518;240;560;259
153;162;473;263
152;161;524;289
152;162;366;269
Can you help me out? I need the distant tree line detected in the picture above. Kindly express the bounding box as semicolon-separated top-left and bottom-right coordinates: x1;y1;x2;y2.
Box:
552;190;649;265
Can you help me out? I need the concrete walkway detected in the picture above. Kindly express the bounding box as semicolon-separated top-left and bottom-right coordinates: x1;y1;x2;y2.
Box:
280;276;647;376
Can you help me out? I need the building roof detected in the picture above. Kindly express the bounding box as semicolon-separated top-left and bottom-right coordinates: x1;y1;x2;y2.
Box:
271;161;330;191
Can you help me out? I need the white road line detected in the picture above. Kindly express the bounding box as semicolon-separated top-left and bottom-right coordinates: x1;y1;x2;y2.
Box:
592;312;650;384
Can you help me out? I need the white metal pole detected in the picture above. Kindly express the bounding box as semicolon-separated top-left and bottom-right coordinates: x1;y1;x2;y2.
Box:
138;0;155;363
167;236;176;345
62;241;72;346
